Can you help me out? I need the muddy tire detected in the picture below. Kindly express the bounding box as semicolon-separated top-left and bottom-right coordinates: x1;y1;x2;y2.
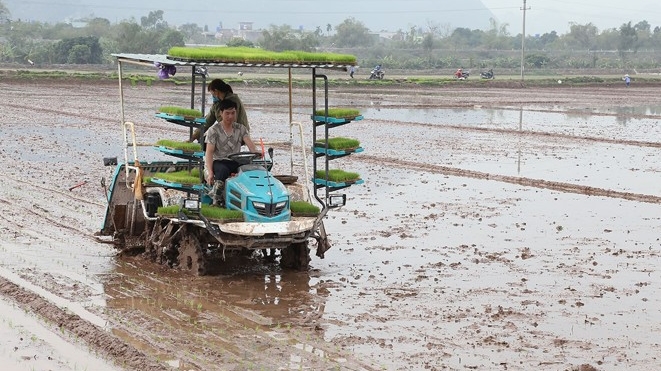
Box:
279;242;310;270
177;232;207;275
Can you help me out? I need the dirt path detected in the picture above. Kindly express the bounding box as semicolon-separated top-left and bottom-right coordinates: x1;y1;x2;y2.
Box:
1;78;660;370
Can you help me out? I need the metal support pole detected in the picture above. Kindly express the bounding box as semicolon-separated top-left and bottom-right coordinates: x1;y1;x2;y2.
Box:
520;0;530;81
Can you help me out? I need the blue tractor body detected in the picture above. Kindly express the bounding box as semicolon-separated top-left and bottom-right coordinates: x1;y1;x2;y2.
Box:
225;164;291;223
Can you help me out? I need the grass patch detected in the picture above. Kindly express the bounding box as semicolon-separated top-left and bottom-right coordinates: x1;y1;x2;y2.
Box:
157;204;244;220
156;139;202;152
314;108;361;119
168;46;356;64
158;106;203;117
314;169;361;182
290;201;320;216
315;137;360;150
148;168;201;185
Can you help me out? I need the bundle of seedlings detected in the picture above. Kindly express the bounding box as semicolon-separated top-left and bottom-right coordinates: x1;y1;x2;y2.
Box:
156;139;202;153
314;137;361;151
147;168;201;186
314;169;361;182
290;201;321;217
157;204;243;222
157;106;203;119
314;108;361;120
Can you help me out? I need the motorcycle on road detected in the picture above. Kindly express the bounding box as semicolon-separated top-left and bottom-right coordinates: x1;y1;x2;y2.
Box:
369;68;385;80
480;69;494;79
454;69;470;80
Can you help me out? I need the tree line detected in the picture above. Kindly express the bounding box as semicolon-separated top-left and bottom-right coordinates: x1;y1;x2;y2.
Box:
0;1;659;71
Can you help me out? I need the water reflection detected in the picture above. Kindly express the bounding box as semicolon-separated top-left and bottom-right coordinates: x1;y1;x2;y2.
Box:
103;257;324;325
357;106;661;142
101;257;328;368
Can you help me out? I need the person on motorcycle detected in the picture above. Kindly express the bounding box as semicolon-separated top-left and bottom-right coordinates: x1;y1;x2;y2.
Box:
374;64;382;72
455;68;463;79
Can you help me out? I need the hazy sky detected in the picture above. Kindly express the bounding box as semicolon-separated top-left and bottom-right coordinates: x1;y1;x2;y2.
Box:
5;0;661;35
484;0;660;35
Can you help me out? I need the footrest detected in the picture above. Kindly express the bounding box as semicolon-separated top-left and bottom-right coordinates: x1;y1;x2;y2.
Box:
313;146;364;157
312;115;363;124
313;178;364;187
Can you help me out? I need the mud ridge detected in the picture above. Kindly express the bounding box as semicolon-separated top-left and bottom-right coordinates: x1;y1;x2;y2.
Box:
362;154;661;204
0;277;168;371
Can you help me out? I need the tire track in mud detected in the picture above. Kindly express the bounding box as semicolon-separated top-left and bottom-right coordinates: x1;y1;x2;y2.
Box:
0;277;166;371
360;154;661;204
0;176;105;234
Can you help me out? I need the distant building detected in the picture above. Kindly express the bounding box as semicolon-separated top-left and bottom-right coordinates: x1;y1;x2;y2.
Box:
212;22;261;44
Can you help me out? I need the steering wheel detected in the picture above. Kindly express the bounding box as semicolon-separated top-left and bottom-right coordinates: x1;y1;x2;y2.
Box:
228;152;263;165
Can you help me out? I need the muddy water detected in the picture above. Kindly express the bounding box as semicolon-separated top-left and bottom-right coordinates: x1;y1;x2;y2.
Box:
318;163;661;369
2;82;661;370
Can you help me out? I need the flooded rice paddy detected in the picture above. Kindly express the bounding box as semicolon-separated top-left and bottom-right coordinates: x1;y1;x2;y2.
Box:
0;81;660;370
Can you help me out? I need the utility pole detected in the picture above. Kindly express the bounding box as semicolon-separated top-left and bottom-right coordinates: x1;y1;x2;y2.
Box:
520;0;530;81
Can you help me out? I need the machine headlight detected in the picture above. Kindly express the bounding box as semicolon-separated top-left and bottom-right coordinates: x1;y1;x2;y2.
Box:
252;201;266;210
184;199;201;210
276;201;287;209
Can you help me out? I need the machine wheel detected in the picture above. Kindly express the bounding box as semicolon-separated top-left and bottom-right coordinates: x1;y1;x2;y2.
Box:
280;242;310;270
177;232;207;275
149;219;179;266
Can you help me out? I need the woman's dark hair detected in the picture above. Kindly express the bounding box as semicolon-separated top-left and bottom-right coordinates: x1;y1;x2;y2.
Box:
207;78;234;94
217;98;238;113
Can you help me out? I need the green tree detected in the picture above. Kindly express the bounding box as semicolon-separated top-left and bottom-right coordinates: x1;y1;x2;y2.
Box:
227;38;254;47
141;10;167;30
260;24;318;51
261;25;300;51
47;23;81;39
525;53;551;68
86;18;112;37
421;33;434;62
634;20;652;48
113;21;155;53
67;44;91;63
618;21;638;64
179;23;203;42
158;29;185;53
0;0;10;23
483;18;510;49
564;22;599;49
53;36;102;63
333;18;373;47
449;27;483;49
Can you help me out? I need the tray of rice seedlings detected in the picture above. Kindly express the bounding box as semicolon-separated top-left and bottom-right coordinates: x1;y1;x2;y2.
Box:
313;108;363;123
314;137;363;156
167;46;357;66
313;169;363;187
155;139;203;157
148;168;204;191
157;205;244;223
155;106;205;125
290;201;321;217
